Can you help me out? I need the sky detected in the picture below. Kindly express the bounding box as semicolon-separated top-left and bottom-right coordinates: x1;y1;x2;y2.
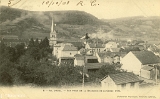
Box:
1;0;160;19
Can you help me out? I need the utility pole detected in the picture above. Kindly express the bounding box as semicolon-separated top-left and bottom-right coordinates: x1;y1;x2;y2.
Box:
155;65;157;85
82;41;86;88
82;33;89;88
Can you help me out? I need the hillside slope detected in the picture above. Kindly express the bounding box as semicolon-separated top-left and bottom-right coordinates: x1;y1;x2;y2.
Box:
102;16;160;40
0;6;106;39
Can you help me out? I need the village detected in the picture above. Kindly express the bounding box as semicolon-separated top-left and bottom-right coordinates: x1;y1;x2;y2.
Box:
1;18;160;90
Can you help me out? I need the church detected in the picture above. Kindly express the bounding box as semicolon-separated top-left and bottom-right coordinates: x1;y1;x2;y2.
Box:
49;18;57;47
49;18;84;65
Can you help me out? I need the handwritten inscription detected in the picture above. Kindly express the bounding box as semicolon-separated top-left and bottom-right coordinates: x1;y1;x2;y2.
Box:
7;0;99;8
42;0;99;7
8;0;22;7
42;0;70;7
77;0;98;6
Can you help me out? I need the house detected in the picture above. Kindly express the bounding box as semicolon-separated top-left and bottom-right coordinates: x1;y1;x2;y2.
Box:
96;52;127;64
121;51;160;78
147;45;160;57
1;35;19;39
85;63;106;72
59;57;74;66
140;65;159;79
109;48;120;52
2;39;29;47
104;41;119;52
74;54;84;66
85;56;98;63
85;43;105;55
101;72;143;89
53;43;72;57
78;48;93;56
74;53;99;66
105;41;118;49
54;43;78;65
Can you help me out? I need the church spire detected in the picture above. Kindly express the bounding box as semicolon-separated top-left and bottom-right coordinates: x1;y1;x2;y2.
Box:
51;17;54;33
49;17;57;47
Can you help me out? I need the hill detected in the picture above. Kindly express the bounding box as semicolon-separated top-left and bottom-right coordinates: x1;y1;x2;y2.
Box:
0;6;106;39
101;16;160;41
0;6;160;41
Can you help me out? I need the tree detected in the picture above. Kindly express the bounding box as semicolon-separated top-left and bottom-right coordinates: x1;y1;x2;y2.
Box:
28;38;34;48
17;54;39;83
14;43;26;61
34;38;39;48
87;63;123;85
0;56;20;85
39;37;49;49
0;41;6;55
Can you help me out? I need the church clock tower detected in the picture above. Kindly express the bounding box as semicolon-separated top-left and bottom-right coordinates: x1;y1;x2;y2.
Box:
49;18;57;47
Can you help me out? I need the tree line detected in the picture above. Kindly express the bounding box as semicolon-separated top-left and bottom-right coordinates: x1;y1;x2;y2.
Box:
0;37;122;87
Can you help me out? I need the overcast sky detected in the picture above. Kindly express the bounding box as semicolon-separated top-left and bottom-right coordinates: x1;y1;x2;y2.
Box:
1;0;160;19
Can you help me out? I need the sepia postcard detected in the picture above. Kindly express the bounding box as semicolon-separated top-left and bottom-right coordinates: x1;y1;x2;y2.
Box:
0;0;160;99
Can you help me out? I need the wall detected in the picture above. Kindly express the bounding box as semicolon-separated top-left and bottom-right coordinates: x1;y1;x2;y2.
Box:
61;51;78;58
103;57;113;64
96;53;102;63
105;42;118;49
53;46;60;57
113;56;120;63
121;52;142;75
117;82;139;89
74;59;84;66
141;69;151;79
101;76;117;89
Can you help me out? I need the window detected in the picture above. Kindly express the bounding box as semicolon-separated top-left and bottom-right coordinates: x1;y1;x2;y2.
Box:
121;84;126;88
130;82;135;88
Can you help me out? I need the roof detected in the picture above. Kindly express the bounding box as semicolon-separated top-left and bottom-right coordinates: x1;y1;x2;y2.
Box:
85;56;98;59
88;43;105;48
132;51;160;65
110;48;120;52
98;52;127;58
2;35;18;39
2;39;29;43
69;42;84;50
79;48;92;54
85;63;106;69
74;54;84;60
103;72;142;85
141;66;154;71
62;45;78;51
60;57;75;59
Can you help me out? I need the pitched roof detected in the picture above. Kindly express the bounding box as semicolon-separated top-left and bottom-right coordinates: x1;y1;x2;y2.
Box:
74;54;84;60
132;51;160;65
108;72;142;85
98;52;127;58
110;48;120;52
79;48;92;54
62;45;78;51
85;56;98;59
141;66;154;71
89;43;105;48
85;63;106;69
60;57;75;59
2;39;29;42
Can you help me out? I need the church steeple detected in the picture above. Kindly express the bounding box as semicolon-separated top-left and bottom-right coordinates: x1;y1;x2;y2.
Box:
49;17;57;46
51;17;54;33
